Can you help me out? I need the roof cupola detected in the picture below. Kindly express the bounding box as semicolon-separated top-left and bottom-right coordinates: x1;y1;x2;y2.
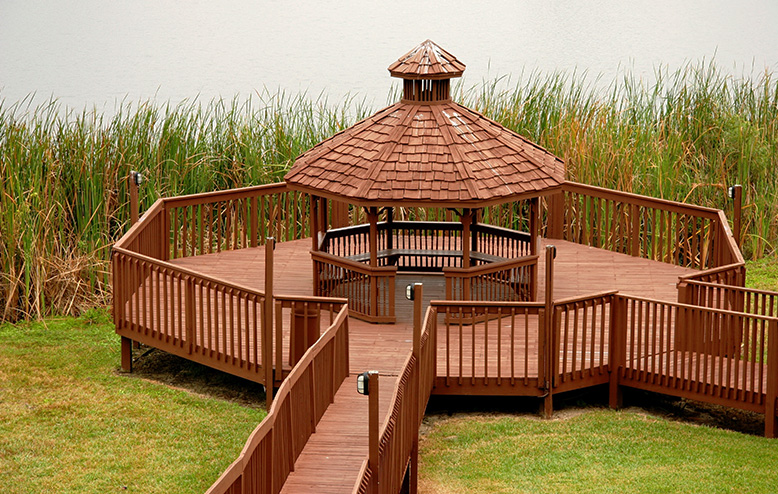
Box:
387;39;465;103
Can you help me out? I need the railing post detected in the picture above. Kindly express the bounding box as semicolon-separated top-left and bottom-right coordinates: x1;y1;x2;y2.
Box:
368;372;380;492
410;283;423;494
120;336;133;372
529;196;540;255
547;191;564;239
730;184;742;249
129;171;142;226
609;295;626;409
766;319;778;438
630;203;640;257
541;245;556;418
185;276;195;355
264;238;275;406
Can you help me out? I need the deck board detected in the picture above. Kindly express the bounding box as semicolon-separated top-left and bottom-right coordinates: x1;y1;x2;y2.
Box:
134;237;712;493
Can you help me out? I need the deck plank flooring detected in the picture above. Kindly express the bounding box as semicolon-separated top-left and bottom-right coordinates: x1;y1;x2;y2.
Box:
158;237;701;492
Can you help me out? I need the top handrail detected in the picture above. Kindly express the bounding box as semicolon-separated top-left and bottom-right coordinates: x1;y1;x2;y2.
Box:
563;181;721;217
113;198;166;250
163;182;288;207
683;280;778;297
443;254;538;276
113;245;267;298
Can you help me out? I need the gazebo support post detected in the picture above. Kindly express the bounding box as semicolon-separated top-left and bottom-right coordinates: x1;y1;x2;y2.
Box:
548;191;564;239
310;195;320;251
368;207;379;318
368;207;379;267
471;209;479;255
310;195;320;296
529;197;540;255
386;207;394;250
462;208;472;269
318;197;329;236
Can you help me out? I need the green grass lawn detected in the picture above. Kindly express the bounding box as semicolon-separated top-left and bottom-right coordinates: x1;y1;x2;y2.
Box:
0;310;266;494
2;258;776;492
419;411;778;494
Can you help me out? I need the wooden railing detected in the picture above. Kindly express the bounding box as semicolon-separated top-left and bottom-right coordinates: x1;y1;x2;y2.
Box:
444;255;538;303
113;247;269;383
117;199;168;260
552;291;615;392
472;223;533;260
320;224;372;259
612;295;778;434
206;305;350;494
354;303;437;494
679;280;778;318
164;183;310;259
311;251;397;323
320;221;533;271
430;301;547;393
549;182;741;272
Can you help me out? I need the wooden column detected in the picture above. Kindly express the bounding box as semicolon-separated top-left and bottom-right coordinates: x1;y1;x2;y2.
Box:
541;245;556;418
368;371;380;491
368;207;379;318
311;196;321;296
310;195;320;251
264;238;275;406
319;197;329;234
609;295;626;409
765;319;778;438
461;208;472;269
548;190;564;239
120;336;132;372
471;208;479;254
410;283;423;494
731;184;742;248
386;207;394;250
529;197;540;255
129;172;140;225
368;207;379;267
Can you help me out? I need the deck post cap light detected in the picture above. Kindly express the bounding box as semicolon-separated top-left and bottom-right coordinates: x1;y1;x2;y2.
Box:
405;283;414;300
131;171;143;186
547;244;557;259
357;370;377;395
728;185;740;199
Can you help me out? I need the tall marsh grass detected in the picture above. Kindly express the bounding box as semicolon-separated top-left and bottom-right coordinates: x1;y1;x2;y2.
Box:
1;62;776;321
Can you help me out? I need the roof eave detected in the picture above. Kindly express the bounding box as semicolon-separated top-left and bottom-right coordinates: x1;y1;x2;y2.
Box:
285;181;564;210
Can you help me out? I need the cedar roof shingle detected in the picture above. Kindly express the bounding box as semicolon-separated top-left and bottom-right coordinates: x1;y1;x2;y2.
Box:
284;100;565;207
387;40;465;80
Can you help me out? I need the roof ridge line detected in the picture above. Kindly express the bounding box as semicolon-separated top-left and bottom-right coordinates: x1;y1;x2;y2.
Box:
354;105;419;198
430;105;479;199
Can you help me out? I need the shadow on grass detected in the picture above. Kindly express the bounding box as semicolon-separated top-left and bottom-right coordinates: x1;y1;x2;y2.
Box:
120;345;267;409
424;385;765;436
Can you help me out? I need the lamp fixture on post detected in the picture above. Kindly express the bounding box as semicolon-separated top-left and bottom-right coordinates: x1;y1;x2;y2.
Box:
131;170;144;186
357;370;377;395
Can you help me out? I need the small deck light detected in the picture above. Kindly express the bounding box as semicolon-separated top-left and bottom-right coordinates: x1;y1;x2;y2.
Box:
131;171;144;186
357;370;377;395
405;283;414;301
728;185;738;199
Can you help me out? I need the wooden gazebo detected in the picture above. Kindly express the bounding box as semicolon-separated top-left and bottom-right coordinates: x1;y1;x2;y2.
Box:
285;40;566;322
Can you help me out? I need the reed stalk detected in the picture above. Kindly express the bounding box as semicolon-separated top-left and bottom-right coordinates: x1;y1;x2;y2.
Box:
1;62;776;321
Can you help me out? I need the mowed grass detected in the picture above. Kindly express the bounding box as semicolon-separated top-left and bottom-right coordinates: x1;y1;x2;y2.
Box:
419;258;778;494
0;310;266;494
419;411;778;494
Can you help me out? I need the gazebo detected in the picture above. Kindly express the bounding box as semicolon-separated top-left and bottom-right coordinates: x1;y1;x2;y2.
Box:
285;40;566;322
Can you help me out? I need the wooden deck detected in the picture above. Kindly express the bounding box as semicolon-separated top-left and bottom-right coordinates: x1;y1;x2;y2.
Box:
171;237;694;310
162;237;701;493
